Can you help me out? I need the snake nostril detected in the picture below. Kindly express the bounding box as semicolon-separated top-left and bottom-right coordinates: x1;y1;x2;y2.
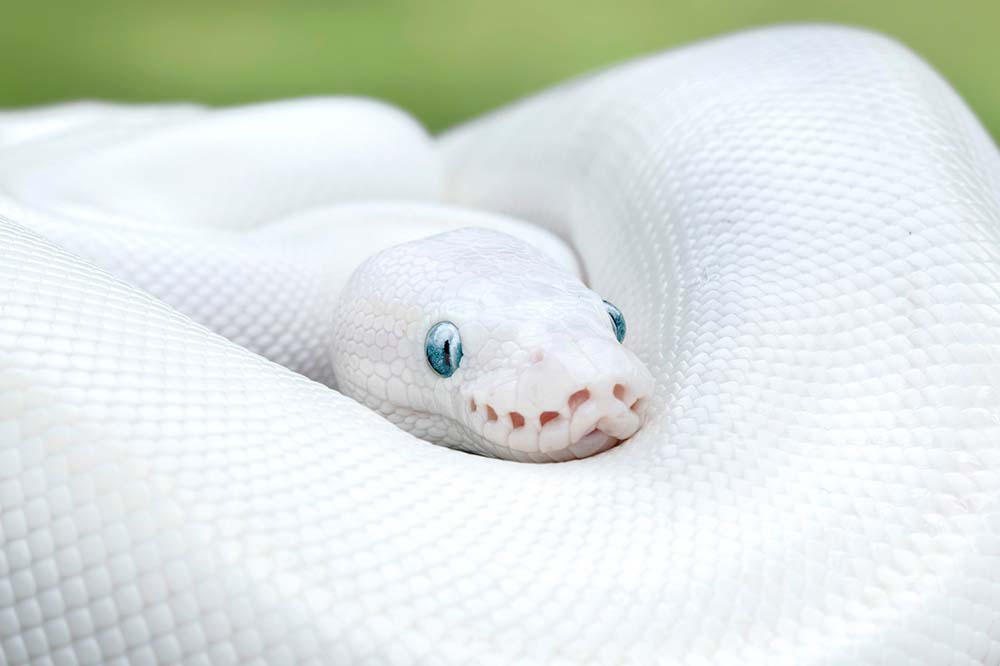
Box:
540;411;559;427
469;399;477;412
486;405;498;422
568;389;590;412
631;398;647;414
510;412;525;428
613;384;626;401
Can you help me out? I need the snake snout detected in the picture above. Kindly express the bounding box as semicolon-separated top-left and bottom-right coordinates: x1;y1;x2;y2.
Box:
467;359;653;462
561;379;650;458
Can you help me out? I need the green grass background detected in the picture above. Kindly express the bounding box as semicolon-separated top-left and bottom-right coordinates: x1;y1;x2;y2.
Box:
1;1;997;136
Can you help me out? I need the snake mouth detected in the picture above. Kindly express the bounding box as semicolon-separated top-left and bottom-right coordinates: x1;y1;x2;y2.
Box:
466;380;647;462
570;428;621;458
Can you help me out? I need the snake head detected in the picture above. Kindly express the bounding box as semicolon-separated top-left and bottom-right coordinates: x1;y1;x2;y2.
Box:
331;227;654;462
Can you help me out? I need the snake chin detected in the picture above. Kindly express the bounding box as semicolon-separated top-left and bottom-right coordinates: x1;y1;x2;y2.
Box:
571;428;620;458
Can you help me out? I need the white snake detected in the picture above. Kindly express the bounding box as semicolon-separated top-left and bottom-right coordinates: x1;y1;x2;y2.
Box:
2;25;1000;665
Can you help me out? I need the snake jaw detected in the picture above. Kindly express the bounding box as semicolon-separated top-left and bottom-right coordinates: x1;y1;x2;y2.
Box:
570;428;620;459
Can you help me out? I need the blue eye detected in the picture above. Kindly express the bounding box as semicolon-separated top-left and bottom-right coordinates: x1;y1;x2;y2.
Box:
604;300;626;343
425;321;463;377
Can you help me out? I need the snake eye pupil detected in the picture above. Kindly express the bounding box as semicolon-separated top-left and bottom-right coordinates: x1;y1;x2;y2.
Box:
426;321;462;377
604;300;626;343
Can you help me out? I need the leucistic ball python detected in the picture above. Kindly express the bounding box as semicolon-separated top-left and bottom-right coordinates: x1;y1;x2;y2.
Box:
3;24;1000;666
0;97;652;463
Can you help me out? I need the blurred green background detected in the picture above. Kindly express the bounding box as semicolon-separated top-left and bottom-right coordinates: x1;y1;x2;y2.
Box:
1;0;997;136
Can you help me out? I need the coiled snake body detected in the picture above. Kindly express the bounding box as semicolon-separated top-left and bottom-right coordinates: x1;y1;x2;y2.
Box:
2;25;1000;665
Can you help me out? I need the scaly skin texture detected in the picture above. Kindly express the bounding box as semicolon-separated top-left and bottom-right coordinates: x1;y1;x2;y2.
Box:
3;24;1000;666
0;98;583;388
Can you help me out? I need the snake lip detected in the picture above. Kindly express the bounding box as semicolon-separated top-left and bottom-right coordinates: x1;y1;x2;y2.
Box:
569;427;620;458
